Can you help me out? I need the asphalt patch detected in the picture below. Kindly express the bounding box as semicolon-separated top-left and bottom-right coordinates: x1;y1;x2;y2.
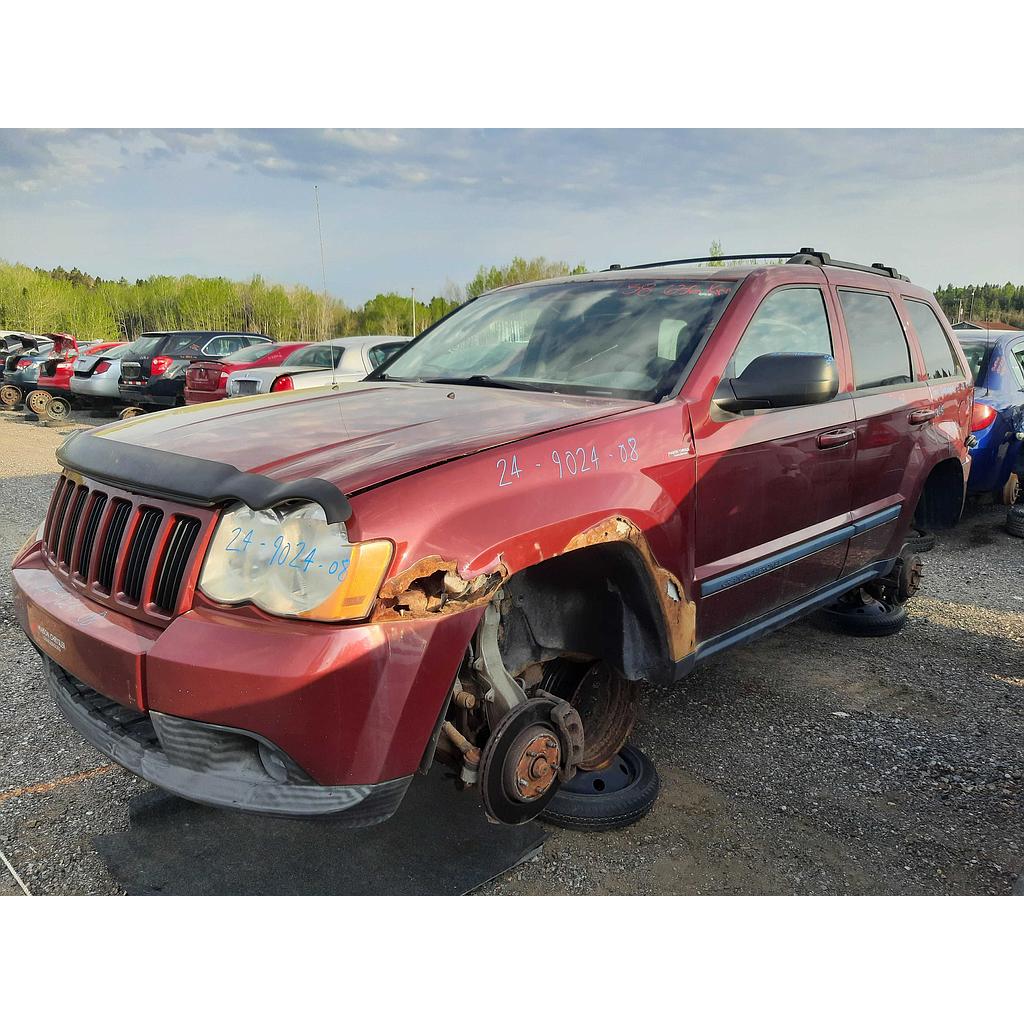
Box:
92;767;546;895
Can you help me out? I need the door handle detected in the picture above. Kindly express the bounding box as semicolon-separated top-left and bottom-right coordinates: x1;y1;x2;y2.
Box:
908;408;938;425
817;428;856;449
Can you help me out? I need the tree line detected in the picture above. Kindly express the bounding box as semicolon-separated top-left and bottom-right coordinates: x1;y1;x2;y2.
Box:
934;283;1024;329
0;257;587;342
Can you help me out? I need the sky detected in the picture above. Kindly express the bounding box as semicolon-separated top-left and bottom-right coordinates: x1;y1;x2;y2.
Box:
0;128;1021;304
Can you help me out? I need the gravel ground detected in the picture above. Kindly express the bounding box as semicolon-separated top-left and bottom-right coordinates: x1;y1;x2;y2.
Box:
1;406;1022;895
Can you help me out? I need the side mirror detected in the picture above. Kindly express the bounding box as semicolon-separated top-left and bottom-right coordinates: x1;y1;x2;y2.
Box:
714;352;839;413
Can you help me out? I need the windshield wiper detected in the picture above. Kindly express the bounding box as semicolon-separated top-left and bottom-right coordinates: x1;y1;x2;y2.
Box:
419;374;546;392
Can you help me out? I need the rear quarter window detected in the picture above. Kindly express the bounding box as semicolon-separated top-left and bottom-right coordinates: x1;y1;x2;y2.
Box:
905;300;961;380
838;290;913;390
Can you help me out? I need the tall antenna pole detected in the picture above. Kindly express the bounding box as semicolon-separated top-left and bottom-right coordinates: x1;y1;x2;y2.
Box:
314;184;338;388
411;287;416;336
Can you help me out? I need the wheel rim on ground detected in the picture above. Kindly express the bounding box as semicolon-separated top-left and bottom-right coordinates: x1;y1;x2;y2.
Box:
46;396;71;421
0;384;22;408
27;390;52;415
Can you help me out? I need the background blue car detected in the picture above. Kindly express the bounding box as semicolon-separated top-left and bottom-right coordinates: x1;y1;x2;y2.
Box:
956;329;1024;505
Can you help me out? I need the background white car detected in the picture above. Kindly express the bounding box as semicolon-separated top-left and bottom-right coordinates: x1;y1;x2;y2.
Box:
225;336;410;396
70;343;132;403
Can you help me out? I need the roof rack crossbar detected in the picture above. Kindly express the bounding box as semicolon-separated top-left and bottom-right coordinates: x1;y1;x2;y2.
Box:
606;246;909;282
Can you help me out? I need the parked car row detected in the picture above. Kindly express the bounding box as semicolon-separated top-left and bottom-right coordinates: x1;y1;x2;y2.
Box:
0;330;412;418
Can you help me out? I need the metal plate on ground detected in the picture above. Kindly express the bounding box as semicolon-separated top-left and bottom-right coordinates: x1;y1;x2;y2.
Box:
92;766;546;895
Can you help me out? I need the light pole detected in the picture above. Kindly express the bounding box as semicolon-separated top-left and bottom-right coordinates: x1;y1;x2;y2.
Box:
411;287;416;336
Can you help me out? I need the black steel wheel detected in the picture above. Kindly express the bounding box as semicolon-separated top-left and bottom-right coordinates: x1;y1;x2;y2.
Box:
540;743;660;832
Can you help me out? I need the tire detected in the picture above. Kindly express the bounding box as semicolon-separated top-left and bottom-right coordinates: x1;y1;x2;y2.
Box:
540;743;660;832
815;597;909;638
1007;505;1024;539
903;526;936;553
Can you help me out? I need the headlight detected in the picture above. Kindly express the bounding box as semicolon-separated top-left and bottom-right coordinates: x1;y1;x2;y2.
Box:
199;502;392;622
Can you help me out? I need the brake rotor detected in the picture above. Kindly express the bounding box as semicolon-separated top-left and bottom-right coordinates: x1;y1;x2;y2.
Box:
27;390;53;415
0;384;23;408
544;660;639;771
480;698;563;824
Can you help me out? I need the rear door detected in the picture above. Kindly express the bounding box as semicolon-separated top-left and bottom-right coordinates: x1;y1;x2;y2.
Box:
693;281;857;641
832;280;931;570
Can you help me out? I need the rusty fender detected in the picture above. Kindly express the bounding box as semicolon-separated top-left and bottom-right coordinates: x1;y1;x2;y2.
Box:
371;516;695;661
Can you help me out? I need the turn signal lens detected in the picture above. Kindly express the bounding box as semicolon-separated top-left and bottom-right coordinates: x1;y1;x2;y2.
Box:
971;403;997;431
271;375;294;393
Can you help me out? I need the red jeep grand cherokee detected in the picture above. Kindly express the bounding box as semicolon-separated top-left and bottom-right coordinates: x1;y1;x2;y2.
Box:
11;249;972;826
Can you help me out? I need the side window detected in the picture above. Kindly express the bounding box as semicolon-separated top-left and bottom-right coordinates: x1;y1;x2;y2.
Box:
1009;344;1024;389
905;300;961;380
727;287;832;377
225;337;249;354
203;336;230;357
368;342;405;368
838;290;913;390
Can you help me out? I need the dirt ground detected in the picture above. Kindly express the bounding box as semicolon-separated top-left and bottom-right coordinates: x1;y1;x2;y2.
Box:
1;407;1022;895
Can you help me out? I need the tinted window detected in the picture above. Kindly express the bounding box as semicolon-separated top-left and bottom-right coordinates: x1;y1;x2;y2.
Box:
129;333;169;356
284;345;343;369
1009;344;1024;389
905;301;960;380
839;291;913;390
159;333;209;357
368;341;407;368
380;279;736;400
727;287;832;377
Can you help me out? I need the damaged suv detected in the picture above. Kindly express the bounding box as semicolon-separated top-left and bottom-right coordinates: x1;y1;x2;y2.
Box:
12;249;972;827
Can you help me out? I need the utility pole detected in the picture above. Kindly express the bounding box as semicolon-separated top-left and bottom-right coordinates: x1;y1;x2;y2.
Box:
411;287;416;336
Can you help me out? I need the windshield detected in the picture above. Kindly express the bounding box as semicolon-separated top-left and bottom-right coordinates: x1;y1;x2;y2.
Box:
283;345;343;369
376;278;736;399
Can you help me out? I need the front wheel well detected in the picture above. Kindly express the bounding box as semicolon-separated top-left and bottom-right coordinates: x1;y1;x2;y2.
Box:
914;457;966;530
496;541;676;687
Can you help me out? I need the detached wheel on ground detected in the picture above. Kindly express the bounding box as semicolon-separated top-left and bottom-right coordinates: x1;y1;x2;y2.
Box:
45;396;71;421
26;389;52;416
814;596;909;637
540;743;660;832
0;383;23;408
1007;504;1024;538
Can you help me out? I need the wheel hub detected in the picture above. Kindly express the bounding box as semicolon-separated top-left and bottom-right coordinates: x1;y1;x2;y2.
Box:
503;726;561;801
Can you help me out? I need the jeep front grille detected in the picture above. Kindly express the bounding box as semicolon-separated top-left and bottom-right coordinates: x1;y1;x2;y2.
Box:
41;474;214;622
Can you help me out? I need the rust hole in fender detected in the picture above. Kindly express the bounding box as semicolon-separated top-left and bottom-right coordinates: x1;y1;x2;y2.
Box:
373;555;508;621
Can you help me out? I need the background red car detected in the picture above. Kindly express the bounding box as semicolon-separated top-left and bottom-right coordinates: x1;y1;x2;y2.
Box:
184;341;309;404
36;341;122;398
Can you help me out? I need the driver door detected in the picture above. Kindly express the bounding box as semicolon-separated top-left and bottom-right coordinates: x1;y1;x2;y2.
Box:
692;284;857;642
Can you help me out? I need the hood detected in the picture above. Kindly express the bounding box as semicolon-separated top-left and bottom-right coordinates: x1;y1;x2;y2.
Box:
90;381;645;496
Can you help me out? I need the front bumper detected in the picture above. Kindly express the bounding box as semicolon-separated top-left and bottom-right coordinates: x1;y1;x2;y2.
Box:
44;656;412;821
13;548;481;813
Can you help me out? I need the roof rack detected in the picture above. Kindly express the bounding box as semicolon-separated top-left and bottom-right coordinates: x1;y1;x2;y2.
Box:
606;247;910;282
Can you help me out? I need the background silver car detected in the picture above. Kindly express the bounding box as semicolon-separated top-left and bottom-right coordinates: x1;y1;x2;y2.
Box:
225;336;410;396
71;343;131;402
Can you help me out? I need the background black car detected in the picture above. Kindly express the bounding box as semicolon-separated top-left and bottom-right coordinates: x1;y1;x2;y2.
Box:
119;330;274;408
